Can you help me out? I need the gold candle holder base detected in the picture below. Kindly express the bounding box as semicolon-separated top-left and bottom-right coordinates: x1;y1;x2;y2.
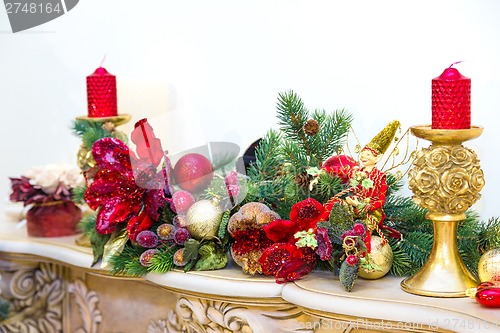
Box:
401;125;484;298
76;114;131;127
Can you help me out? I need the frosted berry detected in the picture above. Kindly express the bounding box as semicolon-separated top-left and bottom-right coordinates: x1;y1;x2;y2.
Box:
174;227;191;245
136;230;159;248
157;223;176;240
346;254;358;266
171;190;195;215
353;223;366;236
139;249;158;267
172;215;188;228
173;248;189;266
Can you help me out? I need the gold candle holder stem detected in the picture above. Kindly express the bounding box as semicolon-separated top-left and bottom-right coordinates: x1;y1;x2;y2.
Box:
401;125;484;297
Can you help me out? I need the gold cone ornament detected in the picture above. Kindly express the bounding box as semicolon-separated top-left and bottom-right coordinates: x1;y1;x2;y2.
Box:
364;120;400;155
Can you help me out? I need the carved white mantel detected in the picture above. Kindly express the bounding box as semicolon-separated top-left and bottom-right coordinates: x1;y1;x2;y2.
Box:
0;215;499;333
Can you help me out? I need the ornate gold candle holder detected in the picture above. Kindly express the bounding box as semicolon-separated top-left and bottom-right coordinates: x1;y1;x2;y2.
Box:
401;125;484;297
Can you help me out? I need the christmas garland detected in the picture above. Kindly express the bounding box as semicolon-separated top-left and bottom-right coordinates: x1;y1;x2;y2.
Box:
72;90;500;292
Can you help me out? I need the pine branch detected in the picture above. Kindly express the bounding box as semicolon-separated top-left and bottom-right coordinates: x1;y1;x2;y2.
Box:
383;196;430;233
247;129;283;180
314;172;343;204
397;231;432;268
71;185;87;205
276;90;314;158
388;238;415;276
276;90;308;139
71;119;99;137
477;216;500;252
82;126;113;149
281;139;311;171
148;246;178;274
313;108;352;162
108;245;148;276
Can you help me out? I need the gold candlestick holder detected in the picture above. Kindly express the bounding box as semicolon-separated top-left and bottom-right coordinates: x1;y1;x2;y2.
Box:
401;125;484;297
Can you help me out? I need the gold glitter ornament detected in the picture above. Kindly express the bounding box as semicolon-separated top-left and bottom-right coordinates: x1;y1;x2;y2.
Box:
365;120;400;155
77;144;96;171
358;236;393;280
478;248;500;282
185;199;223;240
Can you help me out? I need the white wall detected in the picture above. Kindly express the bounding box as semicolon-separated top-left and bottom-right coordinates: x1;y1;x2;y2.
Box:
1;0;500;220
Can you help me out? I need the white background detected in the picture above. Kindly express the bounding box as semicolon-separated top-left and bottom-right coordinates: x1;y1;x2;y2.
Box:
1;0;499;221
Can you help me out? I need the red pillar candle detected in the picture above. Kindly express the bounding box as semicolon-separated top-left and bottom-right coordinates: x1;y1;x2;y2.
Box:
86;67;118;118
431;65;471;129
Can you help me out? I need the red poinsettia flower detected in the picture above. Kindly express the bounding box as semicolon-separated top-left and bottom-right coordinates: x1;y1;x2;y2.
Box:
85;119;170;241
289;197;328;230
260;198;331;283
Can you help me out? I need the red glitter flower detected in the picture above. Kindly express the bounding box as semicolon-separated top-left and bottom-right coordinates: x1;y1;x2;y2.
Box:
259;198;332;283
262;219;297;244
259;243;316;283
85;120;170;241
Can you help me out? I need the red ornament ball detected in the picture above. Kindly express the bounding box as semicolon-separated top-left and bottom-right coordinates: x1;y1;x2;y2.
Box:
173;153;214;193
171;190;195;215
474;281;500;308
346;254;358;266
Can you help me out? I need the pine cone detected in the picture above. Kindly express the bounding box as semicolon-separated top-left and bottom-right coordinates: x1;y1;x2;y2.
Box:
102;121;116;133
294;172;313;189
303;119;319;136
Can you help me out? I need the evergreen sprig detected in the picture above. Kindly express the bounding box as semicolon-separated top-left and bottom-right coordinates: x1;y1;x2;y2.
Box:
477;217;500;252
312;108;352;162
71;185;87;205
148;246;178;274
397;231;432;269
276;90;308;141
71;119;112;149
108;245;149;276
78;212;110;265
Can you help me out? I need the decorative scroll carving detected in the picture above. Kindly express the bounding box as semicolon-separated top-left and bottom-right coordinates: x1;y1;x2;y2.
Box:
0;262;64;333
408;145;484;214
149;295;314;333
68;279;102;333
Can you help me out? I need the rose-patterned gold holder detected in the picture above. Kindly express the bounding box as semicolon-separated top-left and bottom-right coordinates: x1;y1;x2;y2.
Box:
401;125;484;297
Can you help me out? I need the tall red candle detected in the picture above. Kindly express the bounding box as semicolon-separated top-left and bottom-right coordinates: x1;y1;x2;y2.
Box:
431;65;471;129
86;67;117;118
